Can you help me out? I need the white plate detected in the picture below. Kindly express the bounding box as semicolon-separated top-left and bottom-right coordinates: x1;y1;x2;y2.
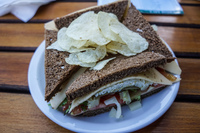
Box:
28;40;180;133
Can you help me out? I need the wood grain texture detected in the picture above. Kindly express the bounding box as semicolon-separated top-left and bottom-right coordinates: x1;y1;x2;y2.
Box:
1;24;200;53
0;93;74;133
0;52;32;86
178;58;200;95
178;0;200;4
0;92;199;133
0;52;200;96
157;27;200;53
0;2;199;24
0;24;44;47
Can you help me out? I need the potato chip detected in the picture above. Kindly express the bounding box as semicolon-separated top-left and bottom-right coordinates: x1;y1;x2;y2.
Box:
107;42;136;56
84;40;98;48
66;11;110;46
48;11;151;69
110;19;149;53
46;41;65;51
97;12;124;44
57;27;87;50
77;49;98;63
90;57;116;70
77;46;106;63
106;49;117;54
65;53;96;67
108;13;118;19
68;46;94;53
95;45;107;60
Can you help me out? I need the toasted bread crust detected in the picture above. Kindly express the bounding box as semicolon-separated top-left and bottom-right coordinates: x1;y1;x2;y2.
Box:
45;30;79;101
55;0;129;29
66;52;166;101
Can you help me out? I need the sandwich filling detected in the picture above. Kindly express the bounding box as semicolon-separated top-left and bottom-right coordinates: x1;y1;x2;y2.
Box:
55;67;180;116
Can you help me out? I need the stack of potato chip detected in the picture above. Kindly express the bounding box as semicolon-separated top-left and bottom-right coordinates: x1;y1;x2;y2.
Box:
47;11;149;70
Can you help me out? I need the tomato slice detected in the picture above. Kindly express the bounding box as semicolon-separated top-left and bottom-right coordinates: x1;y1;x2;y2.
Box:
71;93;125;116
62;102;71;112
156;67;177;82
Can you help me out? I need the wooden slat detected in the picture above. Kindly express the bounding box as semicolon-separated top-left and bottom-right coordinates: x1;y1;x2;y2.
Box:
178;0;200;4
178;58;200;95
0;24;44;47
0;2;199;25
157;27;200;53
0;52;200;96
1;24;200;53
0;92;199;133
0;93;73;133
0;52;32;87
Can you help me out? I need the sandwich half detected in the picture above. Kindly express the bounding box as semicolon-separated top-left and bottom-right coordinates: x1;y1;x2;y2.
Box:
44;0;181;118
44;0;129;102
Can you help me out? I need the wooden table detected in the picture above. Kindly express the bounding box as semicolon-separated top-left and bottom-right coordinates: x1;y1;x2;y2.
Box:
0;0;200;132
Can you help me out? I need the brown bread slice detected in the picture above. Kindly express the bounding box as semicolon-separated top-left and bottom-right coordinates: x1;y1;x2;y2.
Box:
45;30;79;101
44;0;129;101
54;0;129;29
66;52;167;101
122;4;173;58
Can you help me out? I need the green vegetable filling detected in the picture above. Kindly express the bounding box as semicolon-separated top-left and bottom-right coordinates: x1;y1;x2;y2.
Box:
81;101;88;111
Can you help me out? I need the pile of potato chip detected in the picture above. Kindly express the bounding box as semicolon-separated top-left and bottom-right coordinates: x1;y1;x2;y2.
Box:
47;11;149;70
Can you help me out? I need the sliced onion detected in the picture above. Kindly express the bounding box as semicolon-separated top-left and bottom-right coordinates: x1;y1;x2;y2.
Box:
119;90;131;104
87;97;100;109
128;101;142;111
104;96;122;118
109;107;117;118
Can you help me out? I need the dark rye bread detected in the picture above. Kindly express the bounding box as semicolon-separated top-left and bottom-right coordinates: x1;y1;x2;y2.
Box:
66;52;167;101
45;30;79;101
54;0;128;29
122;4;173;58
81;86;166;116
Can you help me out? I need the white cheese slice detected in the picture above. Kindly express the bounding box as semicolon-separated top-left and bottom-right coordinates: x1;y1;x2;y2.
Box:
50;67;87;109
160;60;182;75
44;20;58;31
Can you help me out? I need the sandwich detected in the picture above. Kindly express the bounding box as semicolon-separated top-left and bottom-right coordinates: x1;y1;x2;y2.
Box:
44;0;181;118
